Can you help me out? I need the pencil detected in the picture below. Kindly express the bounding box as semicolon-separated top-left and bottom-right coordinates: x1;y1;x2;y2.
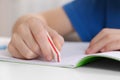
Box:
46;32;61;62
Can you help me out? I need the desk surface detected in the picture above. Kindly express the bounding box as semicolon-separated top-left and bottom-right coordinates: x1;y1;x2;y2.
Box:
0;61;120;80
0;37;120;80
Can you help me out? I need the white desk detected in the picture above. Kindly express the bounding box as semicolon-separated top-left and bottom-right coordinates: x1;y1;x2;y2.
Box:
0;61;120;80
0;37;120;80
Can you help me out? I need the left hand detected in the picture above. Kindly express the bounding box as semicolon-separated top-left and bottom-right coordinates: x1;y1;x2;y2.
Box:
86;28;120;54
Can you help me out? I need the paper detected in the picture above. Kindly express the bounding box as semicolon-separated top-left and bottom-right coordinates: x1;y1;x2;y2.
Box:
0;42;88;67
0;42;120;68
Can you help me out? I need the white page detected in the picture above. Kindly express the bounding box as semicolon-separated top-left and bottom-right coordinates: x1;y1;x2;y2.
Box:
0;42;89;68
0;42;120;68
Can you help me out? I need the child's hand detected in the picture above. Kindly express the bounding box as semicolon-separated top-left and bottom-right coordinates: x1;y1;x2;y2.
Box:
86;28;120;54
8;14;64;61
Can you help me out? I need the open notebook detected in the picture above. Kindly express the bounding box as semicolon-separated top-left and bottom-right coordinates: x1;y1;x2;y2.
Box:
0;42;120;68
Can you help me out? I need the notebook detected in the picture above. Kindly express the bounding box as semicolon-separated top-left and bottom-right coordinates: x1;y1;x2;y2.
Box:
0;42;120;68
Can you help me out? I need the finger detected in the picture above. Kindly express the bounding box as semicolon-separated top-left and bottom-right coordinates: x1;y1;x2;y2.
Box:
49;29;64;51
89;30;105;47
90;28;120;47
12;33;38;59
28;18;53;61
17;24;41;55
90;29;113;47
101;40;120;52
8;42;24;59
86;34;116;54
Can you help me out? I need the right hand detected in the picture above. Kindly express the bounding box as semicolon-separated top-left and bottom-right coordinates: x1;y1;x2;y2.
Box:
8;14;64;61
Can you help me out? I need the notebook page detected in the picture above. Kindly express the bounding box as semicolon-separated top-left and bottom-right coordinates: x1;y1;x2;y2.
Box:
90;51;120;61
60;42;89;65
0;42;89;68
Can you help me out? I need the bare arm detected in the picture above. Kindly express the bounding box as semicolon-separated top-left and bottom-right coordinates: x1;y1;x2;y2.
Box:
41;7;74;36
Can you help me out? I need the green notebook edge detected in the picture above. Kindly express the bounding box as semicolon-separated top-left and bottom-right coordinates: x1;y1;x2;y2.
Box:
75;55;120;68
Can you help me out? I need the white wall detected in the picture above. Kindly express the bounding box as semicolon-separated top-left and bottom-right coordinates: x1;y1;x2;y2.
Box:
0;0;71;37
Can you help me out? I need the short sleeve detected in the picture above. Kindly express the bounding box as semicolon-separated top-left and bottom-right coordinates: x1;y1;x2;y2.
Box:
106;0;120;28
63;0;106;42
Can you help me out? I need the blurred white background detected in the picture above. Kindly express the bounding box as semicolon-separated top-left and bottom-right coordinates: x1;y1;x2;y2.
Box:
0;0;71;37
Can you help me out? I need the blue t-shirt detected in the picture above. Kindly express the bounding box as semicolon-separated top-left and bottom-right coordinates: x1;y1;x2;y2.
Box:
63;0;120;42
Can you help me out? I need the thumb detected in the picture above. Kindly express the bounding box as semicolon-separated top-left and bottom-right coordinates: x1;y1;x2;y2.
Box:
49;30;64;51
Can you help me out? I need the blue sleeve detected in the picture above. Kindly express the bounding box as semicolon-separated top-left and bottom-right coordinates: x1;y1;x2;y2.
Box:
63;0;106;42
106;0;120;28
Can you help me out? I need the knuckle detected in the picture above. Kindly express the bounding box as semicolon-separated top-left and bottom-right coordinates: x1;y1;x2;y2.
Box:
27;17;36;23
27;16;40;25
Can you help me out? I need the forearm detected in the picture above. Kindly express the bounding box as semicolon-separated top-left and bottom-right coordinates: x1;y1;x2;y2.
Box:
13;7;74;36
40;7;74;36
